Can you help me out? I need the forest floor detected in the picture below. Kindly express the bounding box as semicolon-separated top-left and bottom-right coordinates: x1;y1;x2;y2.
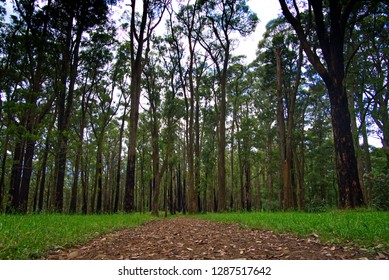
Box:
45;217;388;260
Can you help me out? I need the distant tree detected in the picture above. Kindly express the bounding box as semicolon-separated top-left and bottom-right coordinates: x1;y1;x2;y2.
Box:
197;0;258;211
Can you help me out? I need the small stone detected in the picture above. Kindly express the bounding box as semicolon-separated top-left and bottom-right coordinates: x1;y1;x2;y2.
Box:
68;251;79;259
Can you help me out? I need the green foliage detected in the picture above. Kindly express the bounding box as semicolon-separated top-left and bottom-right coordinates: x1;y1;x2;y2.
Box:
0;213;156;259
367;173;389;211
304;198;329;213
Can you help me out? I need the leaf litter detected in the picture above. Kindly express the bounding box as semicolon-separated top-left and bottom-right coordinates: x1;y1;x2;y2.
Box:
45;217;387;260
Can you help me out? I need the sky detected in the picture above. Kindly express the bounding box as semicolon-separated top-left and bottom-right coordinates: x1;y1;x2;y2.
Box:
235;0;282;62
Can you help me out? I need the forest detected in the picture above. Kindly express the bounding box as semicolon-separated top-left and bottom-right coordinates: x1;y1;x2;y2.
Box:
0;0;388;216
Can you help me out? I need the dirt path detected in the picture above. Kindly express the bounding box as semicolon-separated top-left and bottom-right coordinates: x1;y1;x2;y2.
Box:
46;217;387;260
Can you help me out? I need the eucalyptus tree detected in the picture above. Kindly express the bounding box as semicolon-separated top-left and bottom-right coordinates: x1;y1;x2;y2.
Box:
112;40;132;213
344;2;388;206
1;0;55;213
358;4;389;169
248;51;280;210
123;0;170;212
254;16;306;210
173;0;204;214
227;60;245;210
226;59;259;211
196;0;258;211
143;49;167;216
304;87;335;209
65;23;116;213
51;0;114;212
278;0;374;208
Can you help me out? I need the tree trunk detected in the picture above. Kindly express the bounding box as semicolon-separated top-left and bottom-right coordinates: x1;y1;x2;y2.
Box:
54;18;82;212
124;77;141;212
95;140;103;213
38;134;50;212
0;134;8;212
329;83;364;208
114;104;128;212
274;48;292;210
69;128;83;214
217;64;228;212
358;93;373;203
18;138;36;213
7;140;24;213
244;159;251;211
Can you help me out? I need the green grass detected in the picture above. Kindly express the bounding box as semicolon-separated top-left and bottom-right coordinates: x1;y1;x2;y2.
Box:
0;213;156;260
194;211;389;250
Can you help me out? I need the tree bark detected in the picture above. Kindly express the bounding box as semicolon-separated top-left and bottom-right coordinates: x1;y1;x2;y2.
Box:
274;48;293;210
38;133;51;212
124;0;150;212
69;103;86;214
330;83;364;208
0;134;9;212
18;138;36;212
54;16;82;212
7;140;24;213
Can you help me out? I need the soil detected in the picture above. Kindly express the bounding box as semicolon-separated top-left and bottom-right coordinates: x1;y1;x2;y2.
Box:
45;217;388;260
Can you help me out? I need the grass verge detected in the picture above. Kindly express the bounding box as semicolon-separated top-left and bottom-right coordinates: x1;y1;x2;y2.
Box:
0;213;156;260
194;211;389;250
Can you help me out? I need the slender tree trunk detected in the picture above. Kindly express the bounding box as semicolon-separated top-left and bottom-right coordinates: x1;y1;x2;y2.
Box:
266;132;274;209
358;93;373;203
18;138;36;213
244;159;251;211
177;164;182;212
81;153;88;214
38;135;50;212
186;51;197;213
54;19;82;212
217;64;228;212
151;106;160;216
194;88;201;212
0;134;9;212
7;140;25;213
69;119;85;214
237;130;244;210
274;48;291;210
96;142;103;213
124;0;155;213
33;167;41;212
114;104;127;212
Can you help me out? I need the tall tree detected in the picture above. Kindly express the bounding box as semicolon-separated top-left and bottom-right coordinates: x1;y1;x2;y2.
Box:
197;0;258;211
123;0;168;212
174;1;202;214
2;0;54;213
52;0;111;212
279;0;366;208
